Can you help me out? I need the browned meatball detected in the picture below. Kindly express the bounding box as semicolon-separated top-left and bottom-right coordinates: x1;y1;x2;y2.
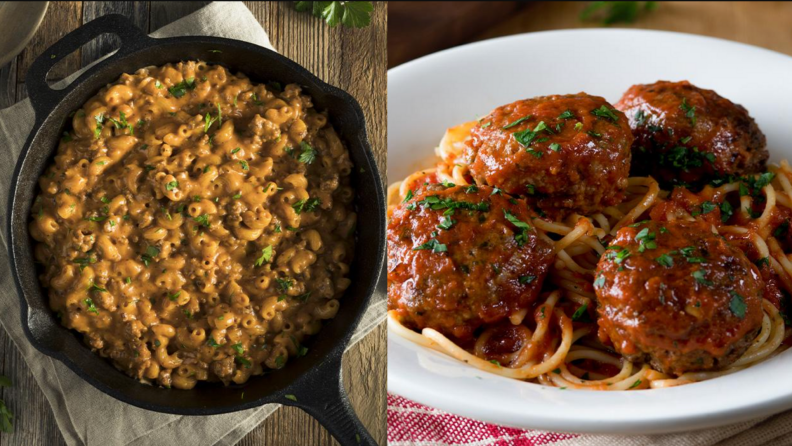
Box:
594;220;764;376
387;184;555;341
615;80;768;187
464;93;633;216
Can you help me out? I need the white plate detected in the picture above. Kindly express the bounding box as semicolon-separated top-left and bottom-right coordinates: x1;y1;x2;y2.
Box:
387;29;792;435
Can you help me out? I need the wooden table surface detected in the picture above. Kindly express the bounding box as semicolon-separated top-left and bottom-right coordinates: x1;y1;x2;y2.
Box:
390;1;792;68
0;2;386;445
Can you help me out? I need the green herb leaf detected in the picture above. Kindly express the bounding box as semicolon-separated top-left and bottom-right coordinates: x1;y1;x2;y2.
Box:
168;77;196;98
729;290;747;318
591;105;619;122
298;141;317;164
502;115;532;130
413;238;447;253
255;245;274;266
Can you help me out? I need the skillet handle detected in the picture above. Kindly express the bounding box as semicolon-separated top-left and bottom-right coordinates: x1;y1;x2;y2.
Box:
26;14;151;118
284;355;379;445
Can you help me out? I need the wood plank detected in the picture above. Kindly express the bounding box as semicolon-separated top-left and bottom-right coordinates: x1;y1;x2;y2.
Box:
149;1;211;32
17;1;83;83
81;1;150;67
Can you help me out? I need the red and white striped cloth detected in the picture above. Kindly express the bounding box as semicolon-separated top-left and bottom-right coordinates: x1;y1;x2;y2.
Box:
387;393;792;446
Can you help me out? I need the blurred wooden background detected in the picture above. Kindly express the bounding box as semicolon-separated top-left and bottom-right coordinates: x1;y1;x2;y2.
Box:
389;1;792;68
0;2;386;445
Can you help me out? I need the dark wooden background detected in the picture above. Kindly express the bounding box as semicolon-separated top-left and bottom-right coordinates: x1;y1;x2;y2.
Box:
0;2;386;445
389;1;792;68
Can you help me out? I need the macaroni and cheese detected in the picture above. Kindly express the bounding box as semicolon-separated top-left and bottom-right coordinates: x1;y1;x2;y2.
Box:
29;61;356;389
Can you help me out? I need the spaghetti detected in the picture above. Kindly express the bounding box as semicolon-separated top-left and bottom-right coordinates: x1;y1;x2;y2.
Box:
388;144;792;390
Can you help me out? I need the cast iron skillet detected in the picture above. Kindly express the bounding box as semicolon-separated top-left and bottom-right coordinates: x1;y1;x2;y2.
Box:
7;14;385;446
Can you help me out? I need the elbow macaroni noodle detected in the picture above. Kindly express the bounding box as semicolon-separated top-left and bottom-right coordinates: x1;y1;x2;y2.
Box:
30;61;356;389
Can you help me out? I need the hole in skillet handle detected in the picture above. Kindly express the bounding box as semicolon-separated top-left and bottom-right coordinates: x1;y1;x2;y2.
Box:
283;354;378;445
25;14;152;120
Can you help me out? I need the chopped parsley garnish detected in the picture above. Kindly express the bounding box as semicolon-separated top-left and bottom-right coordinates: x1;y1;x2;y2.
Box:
571;303;589;322
591;105;619;122
87;282;106;293
549;143;561;152
634;109;646;126
141;245;160;266
586;130;602;138
692;270;713;287
593;273;606;287
526;149;543;158
168;77;196;98
207;337;221;348
557;110;575;120
504;209;531;246
729;291;747;318
231;147;241;154
604;246;631;264
193;214;211;228
574;122;584;131
403;190;414;203
407;195;489;213
292;197;321;214
525;184;536;195
255;245;273;266
239;160;249;171
168;291;181;301
513;121;548;148
298;141;317;164
720;201;734;223
165;180;178;191
655;253;674;268
680;97;696;126
774;220;789;238
441;179;456;188
660;146;715;172
756;257;770;268
413;239;447;253
634;227;657;252
519;275;536;284
73;256;96;271
502;115;532;130
629;380;642;389
437;217;456;230
275;278;294;292
680;136;693;144
94;113;104;139
84;298;99;314
465;184;479;194
691;201;717;217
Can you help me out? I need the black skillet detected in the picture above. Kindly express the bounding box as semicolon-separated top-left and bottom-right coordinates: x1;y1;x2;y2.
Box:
7;14;385;446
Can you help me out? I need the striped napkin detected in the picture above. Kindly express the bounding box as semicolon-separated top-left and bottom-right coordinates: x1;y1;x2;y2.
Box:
387;393;792;446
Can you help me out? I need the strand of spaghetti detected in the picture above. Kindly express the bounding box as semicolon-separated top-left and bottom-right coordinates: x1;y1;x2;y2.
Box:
399;168;436;199
451;165;470;186
533;218;574;236
756;184;776;230
580;235;607;255
474;324;532;365
768;256;792;296
564;244;595;257
551;275;596;298
740;195;752;219
510;308;529;325
611;178;660;234
554;219;592;253
387;181;404;207
557;250;594;275
775;192;792;209
592;213;611;233
510;292;562;367
602;206;625;221
719;226;749;235
730;301;785;367
729;313;772;367
770;163;792;206
564;291;592;307
387;311;445;353
768;237;792;284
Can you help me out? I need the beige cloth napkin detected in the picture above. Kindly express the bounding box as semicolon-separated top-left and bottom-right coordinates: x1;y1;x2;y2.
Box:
0;2;385;445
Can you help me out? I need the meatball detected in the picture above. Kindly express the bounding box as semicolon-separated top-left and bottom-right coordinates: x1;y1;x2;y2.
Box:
594;220;764;376
463;93;633;216
387;184;555;341
615;80;768;187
